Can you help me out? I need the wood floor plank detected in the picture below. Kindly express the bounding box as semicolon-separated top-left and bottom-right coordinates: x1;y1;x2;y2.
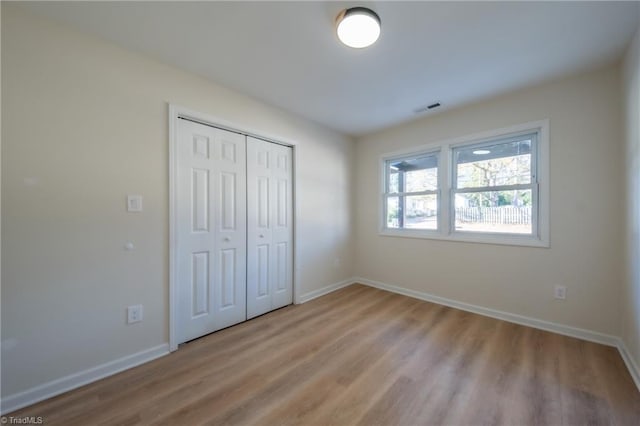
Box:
7;284;640;425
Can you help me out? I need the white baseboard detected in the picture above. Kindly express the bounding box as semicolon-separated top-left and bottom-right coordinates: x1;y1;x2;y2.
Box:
1;343;170;415
354;277;619;347
297;278;355;304
617;338;640;391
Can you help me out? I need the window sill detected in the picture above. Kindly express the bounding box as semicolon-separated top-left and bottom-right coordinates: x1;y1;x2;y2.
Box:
379;229;549;248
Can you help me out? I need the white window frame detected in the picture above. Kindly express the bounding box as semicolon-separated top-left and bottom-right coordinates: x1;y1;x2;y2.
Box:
383;150;441;235
379;120;549;248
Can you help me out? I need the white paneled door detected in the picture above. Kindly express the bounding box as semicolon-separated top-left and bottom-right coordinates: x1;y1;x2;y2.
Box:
176;119;247;344
246;137;293;319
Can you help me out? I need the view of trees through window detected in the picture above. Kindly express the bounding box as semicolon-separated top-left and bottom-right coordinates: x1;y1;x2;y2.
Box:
382;125;545;244
454;138;534;234
385;136;537;235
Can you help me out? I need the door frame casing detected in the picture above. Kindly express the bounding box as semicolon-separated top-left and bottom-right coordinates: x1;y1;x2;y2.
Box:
168;104;298;352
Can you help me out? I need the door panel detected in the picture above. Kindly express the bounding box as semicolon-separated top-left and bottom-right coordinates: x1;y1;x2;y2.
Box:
177;119;246;344
221;140;237;162
247;137;293;319
257;177;269;228
193;134;210;158
191;251;209;317
220;249;236;308
192;169;209;232
270;142;294;309
220;172;237;230
246;138;273;318
277;179;288;227
276;242;287;292
257;244;269;297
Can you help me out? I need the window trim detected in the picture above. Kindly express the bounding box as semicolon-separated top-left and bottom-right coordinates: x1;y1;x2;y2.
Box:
451;131;539;239
383;150;441;232
379;120;549;248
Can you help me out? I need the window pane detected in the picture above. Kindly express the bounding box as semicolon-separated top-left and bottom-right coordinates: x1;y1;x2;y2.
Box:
387;153;438;193
455;138;532;189
386;195;438;230
388;171;399;193
405;166;438;192
386;197;400;228
454;190;532;234
404;194;438;230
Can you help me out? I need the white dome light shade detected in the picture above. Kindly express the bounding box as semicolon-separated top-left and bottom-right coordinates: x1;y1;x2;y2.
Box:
336;7;381;49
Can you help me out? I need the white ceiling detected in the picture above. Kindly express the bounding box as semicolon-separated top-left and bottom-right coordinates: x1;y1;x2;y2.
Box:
22;1;640;136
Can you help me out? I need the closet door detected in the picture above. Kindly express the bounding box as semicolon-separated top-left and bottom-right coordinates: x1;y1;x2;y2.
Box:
247;137;293;319
176;119;247;344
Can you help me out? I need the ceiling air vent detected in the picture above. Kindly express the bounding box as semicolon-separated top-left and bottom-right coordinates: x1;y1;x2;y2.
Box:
413;102;442;114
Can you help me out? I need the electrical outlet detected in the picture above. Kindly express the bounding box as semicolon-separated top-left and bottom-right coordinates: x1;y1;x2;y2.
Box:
127;195;143;212
554;285;567;300
127;304;143;324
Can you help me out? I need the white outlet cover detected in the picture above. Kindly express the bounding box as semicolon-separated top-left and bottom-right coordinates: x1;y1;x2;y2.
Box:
554;285;567;300
127;195;143;212
127;304;143;324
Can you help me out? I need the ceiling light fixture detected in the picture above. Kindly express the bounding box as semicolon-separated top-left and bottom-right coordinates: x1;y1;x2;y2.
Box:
473;149;491;155
336;7;381;49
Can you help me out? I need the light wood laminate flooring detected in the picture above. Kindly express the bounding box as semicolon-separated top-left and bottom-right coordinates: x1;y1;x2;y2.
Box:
8;284;640;425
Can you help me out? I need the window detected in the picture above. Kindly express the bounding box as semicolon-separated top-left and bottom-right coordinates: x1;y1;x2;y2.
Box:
384;152;439;230
453;134;536;235
380;120;549;247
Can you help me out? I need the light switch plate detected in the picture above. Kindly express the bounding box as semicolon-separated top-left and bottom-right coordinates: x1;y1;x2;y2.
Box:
127;195;143;212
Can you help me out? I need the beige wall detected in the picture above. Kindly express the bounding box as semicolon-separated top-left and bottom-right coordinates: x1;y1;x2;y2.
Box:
1;5;355;397
354;65;624;336
623;24;640;371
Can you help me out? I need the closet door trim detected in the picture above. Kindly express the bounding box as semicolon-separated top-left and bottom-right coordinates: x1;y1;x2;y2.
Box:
169;104;298;352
